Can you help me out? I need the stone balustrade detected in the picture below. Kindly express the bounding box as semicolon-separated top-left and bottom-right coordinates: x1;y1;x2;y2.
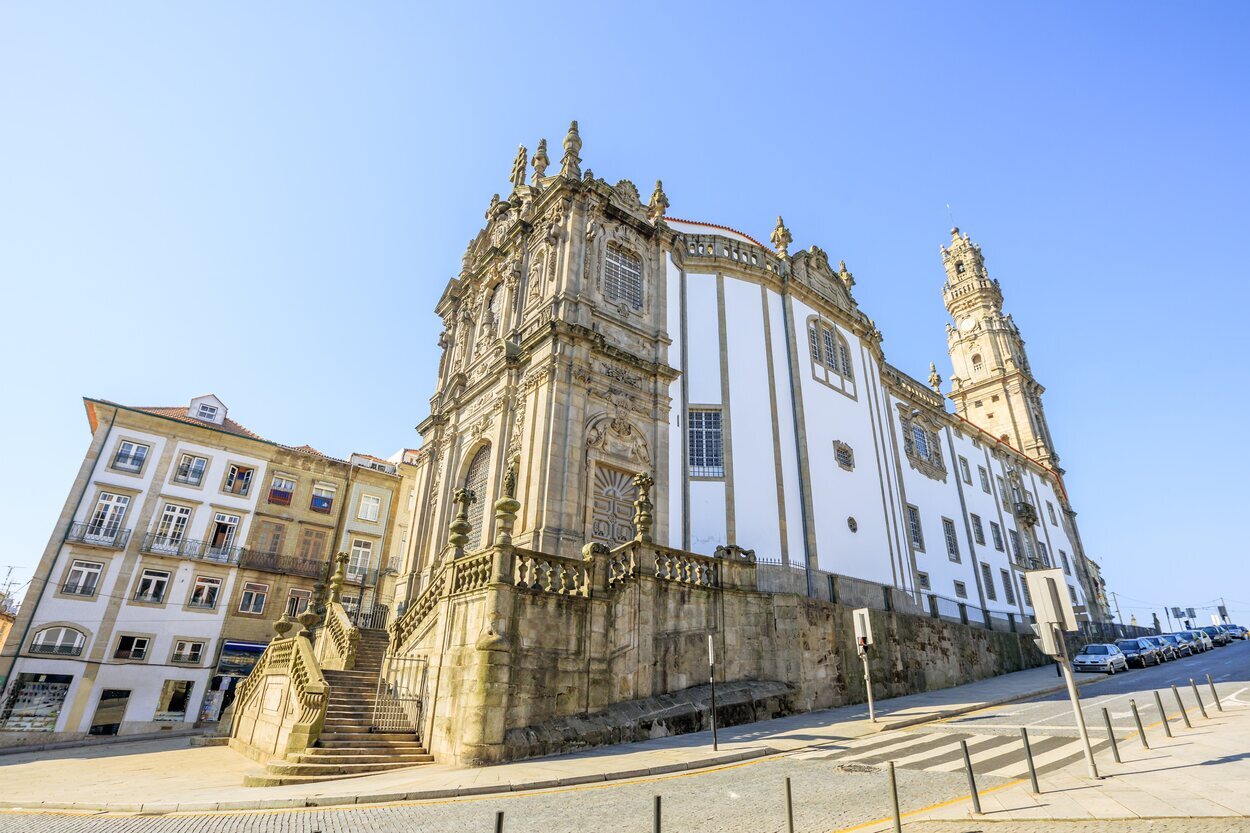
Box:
513;549;591;597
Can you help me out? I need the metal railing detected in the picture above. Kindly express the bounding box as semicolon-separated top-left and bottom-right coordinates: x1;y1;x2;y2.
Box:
171;652;202;664
60;582;98;597
348;602;390;631
131;591;165;604
29;643;83;656
139;533;240;564
371;653;428;736
237;549;325;579
65;522;131;550
187;598;217;610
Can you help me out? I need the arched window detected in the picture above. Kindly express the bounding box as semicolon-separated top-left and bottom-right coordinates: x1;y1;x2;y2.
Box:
604;245;643;310
487;284;505;330
462;445;491;552
31;626;86;656
971;353;983;374
807;319;854;380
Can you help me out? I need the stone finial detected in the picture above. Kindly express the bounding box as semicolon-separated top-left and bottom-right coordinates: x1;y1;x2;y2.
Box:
449;488;477;556
530;139;549;184
560;120;582;180
771;216;792;258
493;476;521;549
273;613;295;638
510;144;528;191
647;180;669;224
928;362;942;394
581;541;609;561
502;464;517;499
328;552;348;604
296;608;320;640
838;259;855;290
632;472;654;544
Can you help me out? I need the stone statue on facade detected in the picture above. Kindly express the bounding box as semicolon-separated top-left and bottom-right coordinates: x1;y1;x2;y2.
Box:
647;180;669;224
928;362;942;394
771;216;792;258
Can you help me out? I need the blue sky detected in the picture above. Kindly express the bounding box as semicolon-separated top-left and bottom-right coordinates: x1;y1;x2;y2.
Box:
2;3;1247;625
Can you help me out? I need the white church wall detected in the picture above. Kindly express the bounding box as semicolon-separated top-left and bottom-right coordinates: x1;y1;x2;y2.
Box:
766;289;806;567
665;253;684;550
684;273;720;406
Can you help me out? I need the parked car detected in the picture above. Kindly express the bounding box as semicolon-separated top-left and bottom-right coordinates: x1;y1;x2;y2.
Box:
1073;643;1128;675
1226;624;1247;640
1142;635;1178;662
1186;630;1214;652
1116;638;1162;667
1160;633;1194;657
1202;625;1231;646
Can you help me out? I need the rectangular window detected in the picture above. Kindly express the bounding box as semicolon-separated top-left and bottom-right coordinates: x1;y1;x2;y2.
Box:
906;505;924;552
253;520;286;555
188;576;221;609
1008;529;1023;565
958;456;972;485
223;464;254;496
996;475;1006;504
980;562;997;600
296;527;328;561
154;680;194;722
1047;501;1058;525
942;517;960;562
153;503;192;548
172;640;205;664
63;560;103;596
310;483;336;514
1021;580;1033;607
348;539;373;581
173;453;208;486
1060;550;1071;575
196;403;219;421
114;635;149;661
971;514;985;545
86;492;130;542
1036;541;1050;568
1068;585;1079;604
1000;569;1016;605
688;409;725;478
954;580;968;599
990;521;1004;551
917;572;930;591
358;494;382;522
285;588;312;617
978;466;991;493
209;513;240;555
238;582;269;615
1023;534;1036;565
603;245;644;309
134;569;170;603
268;475;296;506
111;441;149;473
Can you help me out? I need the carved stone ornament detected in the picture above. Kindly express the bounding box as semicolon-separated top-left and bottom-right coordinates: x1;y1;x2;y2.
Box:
586;415;651;465
771;216;793;258
560;120;582;179
897;403;947;483
613;179;641;207
647;180;669;224
530;138;549;184
509;144;528;191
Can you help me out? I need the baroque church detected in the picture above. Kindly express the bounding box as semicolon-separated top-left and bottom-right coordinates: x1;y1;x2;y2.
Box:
392;121;1109;627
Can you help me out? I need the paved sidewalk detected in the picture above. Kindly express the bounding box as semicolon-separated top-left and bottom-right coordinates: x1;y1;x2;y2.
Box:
0;663;1097;814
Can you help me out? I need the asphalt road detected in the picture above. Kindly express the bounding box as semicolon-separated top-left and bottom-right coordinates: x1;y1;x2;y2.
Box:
1;640;1245;833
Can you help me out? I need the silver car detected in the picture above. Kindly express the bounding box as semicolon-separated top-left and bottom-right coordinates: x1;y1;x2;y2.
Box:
1073;643;1128;674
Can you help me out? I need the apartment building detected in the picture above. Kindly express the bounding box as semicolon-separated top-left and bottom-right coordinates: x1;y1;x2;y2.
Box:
0;395;404;738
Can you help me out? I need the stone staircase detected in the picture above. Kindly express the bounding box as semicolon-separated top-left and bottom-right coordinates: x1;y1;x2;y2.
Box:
245;628;433;787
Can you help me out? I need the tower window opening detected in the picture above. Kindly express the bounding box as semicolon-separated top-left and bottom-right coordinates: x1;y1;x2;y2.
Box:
971;354;983;373
955;261;965;274
604;244;643;310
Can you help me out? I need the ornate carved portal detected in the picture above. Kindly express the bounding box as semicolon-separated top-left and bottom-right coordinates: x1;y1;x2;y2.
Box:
463;444;491;552
591;465;637;545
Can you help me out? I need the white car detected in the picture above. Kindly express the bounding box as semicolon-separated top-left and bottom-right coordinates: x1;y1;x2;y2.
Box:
1073;643;1128;675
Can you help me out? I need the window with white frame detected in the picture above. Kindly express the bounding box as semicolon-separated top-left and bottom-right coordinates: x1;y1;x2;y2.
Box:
917;572;931;591
1000;569;1016;605
209;513;240;554
85;492;130;542
358;494;382;522
153;503;192;548
688;409;724;478
1068;585;1079;604
133;569;170;603
978;466;991;493
188;576;221;609
990;521;1004;551
1008;529;1023;566
980;562;997;600
268;474;296;506
1047;501;1058;525
63;559;103;596
111;440;149;473
31;626;85;656
310;483;336;514
286;588;312;617
1020;580;1033;607
970;514;985;545
348;539;373;581
173;453;208;486
238;582;269;614
172;640;205;664
958;456;972;484
196;403;219;421
603;244;643;309
1036;541;1051;568
223;464;254;496
954;581;968;599
1060;550;1071;576
114;635;149;661
807;318;854;387
906;505;924;552
942;518;960;562
899;407;945;480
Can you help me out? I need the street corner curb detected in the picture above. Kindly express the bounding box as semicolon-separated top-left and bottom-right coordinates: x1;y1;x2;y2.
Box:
509;778;561;791
555;773;606;787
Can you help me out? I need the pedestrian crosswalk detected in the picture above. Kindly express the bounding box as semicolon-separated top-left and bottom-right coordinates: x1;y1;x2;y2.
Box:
791;730;1107;779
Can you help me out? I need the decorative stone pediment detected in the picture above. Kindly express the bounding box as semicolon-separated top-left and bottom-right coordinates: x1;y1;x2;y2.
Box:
791;246;857;314
586;415;650;465
612;179;641;208
897;403;947;483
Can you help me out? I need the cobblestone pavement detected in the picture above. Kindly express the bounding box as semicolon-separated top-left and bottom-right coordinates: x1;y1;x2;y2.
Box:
0;758;994;833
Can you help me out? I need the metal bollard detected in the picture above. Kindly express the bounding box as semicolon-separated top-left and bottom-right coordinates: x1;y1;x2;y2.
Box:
961;739;983;815
495;810;504;833
1020;727;1040;794
785;776;794;833
887;761;903;833
1208;674;1223;712
1153;691;1173;738
654;795;662;833
1171;684;1193;728
1130;699;1149;749
1190;679;1209;719
1102;708;1121;763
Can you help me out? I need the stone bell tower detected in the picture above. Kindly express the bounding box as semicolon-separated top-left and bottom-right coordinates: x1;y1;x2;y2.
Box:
410;121;680;576
941;228;1058;467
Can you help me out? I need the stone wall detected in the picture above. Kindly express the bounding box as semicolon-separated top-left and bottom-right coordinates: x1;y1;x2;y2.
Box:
393;539;1051;766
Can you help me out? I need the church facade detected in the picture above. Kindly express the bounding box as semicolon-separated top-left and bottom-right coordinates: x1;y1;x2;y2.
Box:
391;122;1110;629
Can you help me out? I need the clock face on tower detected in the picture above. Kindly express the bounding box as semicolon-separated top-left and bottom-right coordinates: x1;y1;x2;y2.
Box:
959;317;976;333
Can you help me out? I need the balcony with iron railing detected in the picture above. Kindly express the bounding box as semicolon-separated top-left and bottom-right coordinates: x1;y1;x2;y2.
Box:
140;533;241;565
60;581;98;597
65;522;131;551
187;597;218;610
237;548;327;579
131;591;166;605
171;652;202;664
30;643;84;657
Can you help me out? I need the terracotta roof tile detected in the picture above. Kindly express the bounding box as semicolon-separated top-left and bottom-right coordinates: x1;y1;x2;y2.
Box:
131;406;266;441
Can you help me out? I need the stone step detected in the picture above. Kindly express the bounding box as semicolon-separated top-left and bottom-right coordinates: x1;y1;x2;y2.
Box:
316;738;426;750
317;731;420;743
296;751;433;765
263;759;431;777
